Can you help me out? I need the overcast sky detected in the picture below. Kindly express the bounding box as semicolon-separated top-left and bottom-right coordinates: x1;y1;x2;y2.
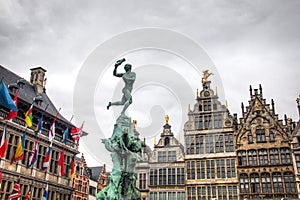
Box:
1;0;300;167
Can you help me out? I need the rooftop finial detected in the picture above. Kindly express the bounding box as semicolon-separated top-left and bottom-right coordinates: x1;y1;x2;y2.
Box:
154;136;157;146
249;85;252;96
165;115;169;125
133;120;137;129
188;104;191;112
196;88;199;97
201;70;213;87
215;86;218;96
226;100;228;109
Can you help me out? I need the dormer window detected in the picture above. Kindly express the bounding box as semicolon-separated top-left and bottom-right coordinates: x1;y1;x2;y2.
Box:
256;129;266;143
165;137;170;146
203;100;211;111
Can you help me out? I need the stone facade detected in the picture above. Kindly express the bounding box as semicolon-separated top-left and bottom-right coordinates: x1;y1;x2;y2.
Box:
0;66;79;200
236;85;297;199
184;80;238;200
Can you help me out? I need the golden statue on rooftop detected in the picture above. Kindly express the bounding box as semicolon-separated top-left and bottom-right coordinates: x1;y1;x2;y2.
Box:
202;70;213;86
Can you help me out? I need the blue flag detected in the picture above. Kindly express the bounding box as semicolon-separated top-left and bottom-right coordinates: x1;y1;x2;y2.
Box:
42;184;48;200
0;80;17;112
34;115;43;136
63;127;69;145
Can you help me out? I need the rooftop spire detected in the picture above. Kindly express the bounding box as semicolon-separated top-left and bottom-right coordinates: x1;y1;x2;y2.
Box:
165;115;169;125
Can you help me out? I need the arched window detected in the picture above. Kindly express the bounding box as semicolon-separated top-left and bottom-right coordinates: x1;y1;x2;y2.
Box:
269;148;279;164
261;173;272;193
280;148;291;164
258;149;268;165
248;150;257;165
250;173;260;193
273;172;284;193
239;174;249;193
164;137;170;146
238;151;247;166
284;172;296;193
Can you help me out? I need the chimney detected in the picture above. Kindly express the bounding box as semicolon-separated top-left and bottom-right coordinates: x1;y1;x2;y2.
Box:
30;67;46;94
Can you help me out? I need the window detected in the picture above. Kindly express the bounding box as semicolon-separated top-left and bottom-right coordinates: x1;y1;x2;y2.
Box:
269;148;279;164
168;151;176;162
150;192;158;200
205;135;214;153
238;151;247;166
158;151;167;162
150;169;157;186
195;135;204;154
204;115;212;129
256;129;266;142
207;186;216;200
280;148;291;164
197;187;206;200
168;168;176;185
159;192;166;200
187;187;196;200
78;180;82;191
261;173;272;193
206;160;215;179
250;173;260;193
89;186;96;196
164;137;169;146
168;192;176;200
203;100;211;111
177;168;185;185
239;174;249;193
258;149;268;165
248;133;253;144
187;161;196;179
195;116;203;129
284;172;296;193
273;172;284;193
225;134;234;152
177;192;185;200
269;131;275;142
214;114;222;128
227;159;236;178
186;136;194;155
295;154;300;173
218;186;227;200
159;169;166;185
248;150;257;166
197;161;205;179
215;135;224;153
139;173;146;189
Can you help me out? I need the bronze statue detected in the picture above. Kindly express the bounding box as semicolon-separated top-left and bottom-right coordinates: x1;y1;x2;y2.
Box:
107;58;136;115
201;70;213;86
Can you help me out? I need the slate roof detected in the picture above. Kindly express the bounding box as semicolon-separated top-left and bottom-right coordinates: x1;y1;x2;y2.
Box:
89;166;103;182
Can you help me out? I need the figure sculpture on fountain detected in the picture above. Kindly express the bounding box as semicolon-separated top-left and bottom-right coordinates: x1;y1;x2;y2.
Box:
97;58;142;200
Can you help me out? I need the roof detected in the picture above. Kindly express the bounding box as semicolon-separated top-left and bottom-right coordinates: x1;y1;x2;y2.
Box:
89;166;103;182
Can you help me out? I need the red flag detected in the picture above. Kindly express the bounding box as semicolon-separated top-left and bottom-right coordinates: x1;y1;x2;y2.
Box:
0;125;8;159
49;109;60;141
9;178;20;199
4;90;18;120
58;149;65;176
70;122;84;144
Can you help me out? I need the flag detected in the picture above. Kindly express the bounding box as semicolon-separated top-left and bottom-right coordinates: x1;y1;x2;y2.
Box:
70;122;84;144
42;184;48;200
8;178;20;199
62;127;69;145
4;90;18;120
42;143;52;170
70;155;76;181
25;104;33;127
56;193;60;200
0;125;8;159
57;149;65;176
49;111;59;142
24;189;31;200
34;115;43;136
11;130;26;164
0;80;17;112
26;138;38;168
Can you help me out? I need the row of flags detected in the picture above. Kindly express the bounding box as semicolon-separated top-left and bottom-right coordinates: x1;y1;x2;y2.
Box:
0;79;84;199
